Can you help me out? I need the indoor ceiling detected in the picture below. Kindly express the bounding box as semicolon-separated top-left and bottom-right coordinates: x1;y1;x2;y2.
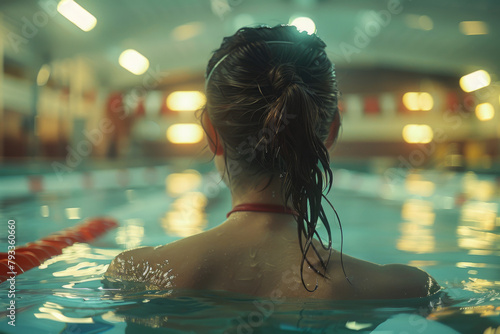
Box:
1;0;498;88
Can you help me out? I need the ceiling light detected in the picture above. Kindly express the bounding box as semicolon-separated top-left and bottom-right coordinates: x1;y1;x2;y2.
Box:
289;17;316;35
166;91;206;112
475;103;494;121
459;21;488;35
402;124;433;144
459;70;491;92
57;0;97;32
118;49;149;75
166;124;204;144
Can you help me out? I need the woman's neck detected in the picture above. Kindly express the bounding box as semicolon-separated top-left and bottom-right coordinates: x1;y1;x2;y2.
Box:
229;175;289;208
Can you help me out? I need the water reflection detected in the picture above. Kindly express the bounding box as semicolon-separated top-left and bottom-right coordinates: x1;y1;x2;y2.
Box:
457;200;499;253
165;170;202;196
35;301;94;323
53;262;108;278
39;243;119;270
397;199;436;253
161;192;207;237
405;174;435;197
115;218;145;249
462;173;496;202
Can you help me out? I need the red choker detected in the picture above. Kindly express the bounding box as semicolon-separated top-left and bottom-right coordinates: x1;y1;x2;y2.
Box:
227;203;299;218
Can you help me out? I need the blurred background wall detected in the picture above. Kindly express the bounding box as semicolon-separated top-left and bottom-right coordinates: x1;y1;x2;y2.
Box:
0;0;499;175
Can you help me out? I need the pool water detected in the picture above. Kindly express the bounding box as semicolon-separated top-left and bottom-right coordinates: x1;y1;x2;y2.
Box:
0;166;499;333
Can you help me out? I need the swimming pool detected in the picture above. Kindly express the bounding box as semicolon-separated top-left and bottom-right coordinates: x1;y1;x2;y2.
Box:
0;164;499;333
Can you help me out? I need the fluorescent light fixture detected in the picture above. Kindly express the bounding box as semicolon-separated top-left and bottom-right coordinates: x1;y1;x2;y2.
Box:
402;92;433;111
289;17;316;35
119;49;150;75
402;92;419;111
418;92;433;111
57;0;97;32
475;103;494;121
402;124;433;144
166;91;206;112
459;21;488;35
166;124;204;144
459;70;491;92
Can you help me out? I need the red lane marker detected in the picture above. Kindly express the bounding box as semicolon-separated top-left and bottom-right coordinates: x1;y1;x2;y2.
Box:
0;217;119;284
0;259;24;276
12;253;39;272
0;261;10;277
41;235;75;247
16;246;51;261
28;242;63;256
15;251;42;266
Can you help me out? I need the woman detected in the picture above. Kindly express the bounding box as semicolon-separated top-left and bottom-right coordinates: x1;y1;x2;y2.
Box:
104;25;440;299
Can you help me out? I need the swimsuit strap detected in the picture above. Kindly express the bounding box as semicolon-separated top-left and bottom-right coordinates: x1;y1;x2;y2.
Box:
226;203;299;218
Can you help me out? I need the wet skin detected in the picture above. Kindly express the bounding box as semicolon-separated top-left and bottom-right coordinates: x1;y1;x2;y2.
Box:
104;209;440;299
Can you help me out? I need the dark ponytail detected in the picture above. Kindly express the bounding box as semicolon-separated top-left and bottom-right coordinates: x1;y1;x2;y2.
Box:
202;25;343;291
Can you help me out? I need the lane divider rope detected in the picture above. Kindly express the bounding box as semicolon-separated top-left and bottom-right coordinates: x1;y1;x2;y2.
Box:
0;217;118;283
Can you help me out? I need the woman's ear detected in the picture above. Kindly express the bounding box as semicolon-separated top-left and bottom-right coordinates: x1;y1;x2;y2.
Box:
325;112;341;149
203;112;224;155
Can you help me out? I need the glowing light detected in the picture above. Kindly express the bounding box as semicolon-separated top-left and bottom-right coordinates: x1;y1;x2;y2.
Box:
65;207;81;220
166;91;206;112
402;92;433;111
475;103;494;121
418;92;433;110
459;21;489;35
57;0;97;32
166;124;204;144
460;70;491;92
37;64;50;86
171;22;203;41
403;92;419;111
40;205;49;217
402;124;433;144
118;49;150;75
289;17;316;35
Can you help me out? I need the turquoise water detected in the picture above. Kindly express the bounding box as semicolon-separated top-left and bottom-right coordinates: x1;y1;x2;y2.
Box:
0;167;499;333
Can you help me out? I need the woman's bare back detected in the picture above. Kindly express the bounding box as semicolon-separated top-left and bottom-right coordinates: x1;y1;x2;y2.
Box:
104;213;440;300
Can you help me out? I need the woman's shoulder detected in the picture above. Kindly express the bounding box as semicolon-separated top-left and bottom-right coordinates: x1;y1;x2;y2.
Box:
104;232;218;289
344;259;440;299
104;246;154;280
378;264;441;298
327;253;440;300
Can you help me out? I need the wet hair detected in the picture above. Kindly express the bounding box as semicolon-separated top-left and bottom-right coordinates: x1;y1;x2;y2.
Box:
201;25;344;291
